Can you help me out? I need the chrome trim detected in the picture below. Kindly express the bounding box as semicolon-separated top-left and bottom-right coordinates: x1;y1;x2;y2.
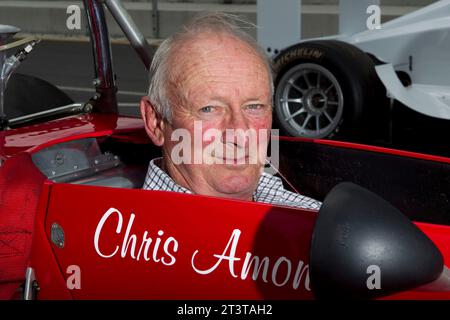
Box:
8;103;87;127
23;267;39;300
105;0;152;70
83;0;118;113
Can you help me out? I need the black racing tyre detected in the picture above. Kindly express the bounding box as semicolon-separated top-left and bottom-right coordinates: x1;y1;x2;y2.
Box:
272;40;386;140
5;73;73;119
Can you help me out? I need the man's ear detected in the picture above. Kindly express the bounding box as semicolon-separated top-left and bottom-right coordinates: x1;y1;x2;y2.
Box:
140;96;165;146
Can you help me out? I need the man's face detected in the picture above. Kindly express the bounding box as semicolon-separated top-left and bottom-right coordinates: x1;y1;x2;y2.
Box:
158;33;272;200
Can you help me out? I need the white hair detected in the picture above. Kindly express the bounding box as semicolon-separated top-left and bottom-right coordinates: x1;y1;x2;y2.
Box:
147;12;274;122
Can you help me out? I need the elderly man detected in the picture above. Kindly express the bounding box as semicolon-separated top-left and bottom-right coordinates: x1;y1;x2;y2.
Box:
140;13;320;210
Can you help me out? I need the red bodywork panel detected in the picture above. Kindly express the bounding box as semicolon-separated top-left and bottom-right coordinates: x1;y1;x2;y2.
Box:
0;153;46;299
1;113;450;299
32;182;450;300
0;114;145;299
39;183;316;299
0;114;144;158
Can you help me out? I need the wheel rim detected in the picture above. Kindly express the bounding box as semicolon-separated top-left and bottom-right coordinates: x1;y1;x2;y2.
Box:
275;63;344;138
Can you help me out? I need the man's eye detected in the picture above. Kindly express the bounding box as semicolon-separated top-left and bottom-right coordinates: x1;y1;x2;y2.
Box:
199;106;214;113
246;104;265;110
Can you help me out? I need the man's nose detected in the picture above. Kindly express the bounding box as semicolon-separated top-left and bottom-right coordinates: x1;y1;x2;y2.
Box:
222;110;250;146
228;110;250;131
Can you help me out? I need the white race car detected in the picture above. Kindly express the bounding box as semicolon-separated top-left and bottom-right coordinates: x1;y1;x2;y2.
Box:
267;0;450;140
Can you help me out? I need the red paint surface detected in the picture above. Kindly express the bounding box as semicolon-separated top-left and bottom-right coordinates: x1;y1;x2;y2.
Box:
279;136;450;165
27;182;450;300
0;114;145;158
0;153;46;299
29;182;73;300
41;183;317;299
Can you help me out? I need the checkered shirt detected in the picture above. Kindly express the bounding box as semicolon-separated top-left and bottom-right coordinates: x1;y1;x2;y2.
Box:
143;158;322;210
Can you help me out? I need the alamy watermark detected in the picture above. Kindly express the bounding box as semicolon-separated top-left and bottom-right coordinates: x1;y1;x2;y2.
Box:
367;5;382;30
66;5;81;30
366;264;381;290
66;264;81;290
64;3;381;32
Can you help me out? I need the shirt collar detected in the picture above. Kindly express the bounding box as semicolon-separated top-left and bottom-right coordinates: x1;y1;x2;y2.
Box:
145;158;192;194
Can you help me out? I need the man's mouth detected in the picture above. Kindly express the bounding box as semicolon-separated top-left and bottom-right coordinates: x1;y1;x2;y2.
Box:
222;155;249;164
210;144;262;165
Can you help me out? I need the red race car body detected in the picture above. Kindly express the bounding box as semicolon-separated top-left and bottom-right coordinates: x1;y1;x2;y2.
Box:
1;113;450;300
1;0;450;301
